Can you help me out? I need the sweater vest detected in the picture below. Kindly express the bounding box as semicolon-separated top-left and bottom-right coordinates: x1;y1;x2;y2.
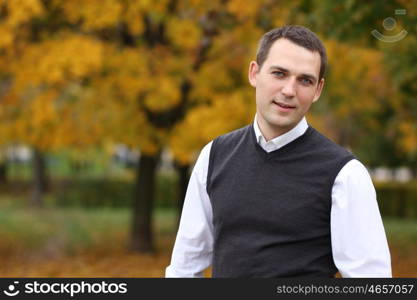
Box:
206;124;355;277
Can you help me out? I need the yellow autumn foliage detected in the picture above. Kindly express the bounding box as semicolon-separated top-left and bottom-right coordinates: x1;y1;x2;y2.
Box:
0;25;14;49
166;18;201;51
399;121;417;155
144;77;182;112
169;89;254;164
3;0;44;28
0;0;412;165
317;39;394;141
60;0;123;31
226;0;262;21
13;34;104;88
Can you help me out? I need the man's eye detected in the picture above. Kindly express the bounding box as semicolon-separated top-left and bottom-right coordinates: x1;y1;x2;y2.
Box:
300;78;313;85
272;71;285;77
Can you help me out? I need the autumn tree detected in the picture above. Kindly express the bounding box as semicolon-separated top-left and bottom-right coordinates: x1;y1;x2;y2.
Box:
0;0;106;205
294;0;417;166
0;0;273;251
1;0;409;253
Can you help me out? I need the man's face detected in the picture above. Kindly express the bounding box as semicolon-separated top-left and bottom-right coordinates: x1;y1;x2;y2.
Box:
248;38;324;139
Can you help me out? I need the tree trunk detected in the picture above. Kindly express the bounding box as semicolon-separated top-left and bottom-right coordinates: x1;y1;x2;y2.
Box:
0;160;7;184
174;161;190;225
130;152;160;253
31;148;48;207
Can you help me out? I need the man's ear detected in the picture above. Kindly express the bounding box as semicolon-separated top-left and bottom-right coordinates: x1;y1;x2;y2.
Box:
248;61;259;88
312;78;324;103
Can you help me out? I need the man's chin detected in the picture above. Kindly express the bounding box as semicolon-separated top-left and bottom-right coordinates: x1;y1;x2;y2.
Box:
266;118;294;130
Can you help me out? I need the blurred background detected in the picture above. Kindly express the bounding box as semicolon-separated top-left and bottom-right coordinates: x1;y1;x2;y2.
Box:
0;0;416;277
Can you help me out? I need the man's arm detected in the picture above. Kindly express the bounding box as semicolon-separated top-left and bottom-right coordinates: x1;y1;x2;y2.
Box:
165;142;214;277
331;159;392;277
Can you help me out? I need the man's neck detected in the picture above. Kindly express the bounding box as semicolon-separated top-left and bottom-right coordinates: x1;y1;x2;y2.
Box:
256;120;294;142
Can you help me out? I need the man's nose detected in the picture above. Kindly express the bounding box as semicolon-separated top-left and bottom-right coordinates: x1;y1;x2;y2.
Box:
281;77;296;98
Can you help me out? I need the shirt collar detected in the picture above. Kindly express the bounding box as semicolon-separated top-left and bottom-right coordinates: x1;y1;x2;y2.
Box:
253;114;308;152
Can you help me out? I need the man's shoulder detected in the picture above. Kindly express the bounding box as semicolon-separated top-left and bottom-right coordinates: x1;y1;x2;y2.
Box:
213;124;252;146
309;126;355;158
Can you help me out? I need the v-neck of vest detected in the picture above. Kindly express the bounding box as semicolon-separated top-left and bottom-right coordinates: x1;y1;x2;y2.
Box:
250;125;314;158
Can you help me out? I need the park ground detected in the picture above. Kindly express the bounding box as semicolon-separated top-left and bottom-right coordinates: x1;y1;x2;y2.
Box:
0;205;416;277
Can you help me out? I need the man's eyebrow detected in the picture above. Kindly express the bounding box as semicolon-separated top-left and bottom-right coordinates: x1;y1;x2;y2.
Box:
269;66;289;73
269;65;317;83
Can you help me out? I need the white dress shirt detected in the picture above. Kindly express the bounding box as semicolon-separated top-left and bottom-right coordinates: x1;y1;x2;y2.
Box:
166;116;392;278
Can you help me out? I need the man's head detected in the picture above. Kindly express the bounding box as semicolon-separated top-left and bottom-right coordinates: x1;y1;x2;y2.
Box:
248;25;326;140
256;25;327;81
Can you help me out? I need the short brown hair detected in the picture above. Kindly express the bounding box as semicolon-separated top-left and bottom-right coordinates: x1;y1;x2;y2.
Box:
256;25;327;80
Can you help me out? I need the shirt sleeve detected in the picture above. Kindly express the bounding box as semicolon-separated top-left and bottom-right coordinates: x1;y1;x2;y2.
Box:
165;141;214;277
331;159;392;277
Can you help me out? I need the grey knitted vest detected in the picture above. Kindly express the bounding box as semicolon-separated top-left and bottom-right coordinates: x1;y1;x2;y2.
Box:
207;124;354;277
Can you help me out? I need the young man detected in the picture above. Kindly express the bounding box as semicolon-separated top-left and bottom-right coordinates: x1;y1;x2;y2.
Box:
166;25;391;278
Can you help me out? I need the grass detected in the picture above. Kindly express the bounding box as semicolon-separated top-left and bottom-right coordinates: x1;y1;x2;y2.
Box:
0;202;177;255
384;218;417;243
0;201;178;277
379;218;417;277
0;199;416;277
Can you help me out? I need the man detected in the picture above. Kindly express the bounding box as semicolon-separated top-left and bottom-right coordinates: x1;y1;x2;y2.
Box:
166;25;391;277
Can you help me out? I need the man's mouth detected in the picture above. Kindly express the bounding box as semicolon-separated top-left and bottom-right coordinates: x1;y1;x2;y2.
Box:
272;100;296;110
